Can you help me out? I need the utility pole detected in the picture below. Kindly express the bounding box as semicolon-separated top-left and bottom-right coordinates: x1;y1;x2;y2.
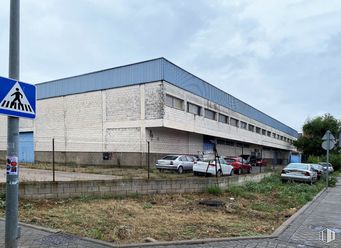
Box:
6;0;20;247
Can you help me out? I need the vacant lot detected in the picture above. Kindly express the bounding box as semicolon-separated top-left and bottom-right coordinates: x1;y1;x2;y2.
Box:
20;162;276;181
0;174;328;245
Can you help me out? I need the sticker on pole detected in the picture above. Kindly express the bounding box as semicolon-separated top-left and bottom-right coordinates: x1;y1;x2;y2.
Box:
0;76;36;119
6;156;18;175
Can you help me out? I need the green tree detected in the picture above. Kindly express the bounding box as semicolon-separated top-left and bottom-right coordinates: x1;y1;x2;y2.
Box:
294;114;341;156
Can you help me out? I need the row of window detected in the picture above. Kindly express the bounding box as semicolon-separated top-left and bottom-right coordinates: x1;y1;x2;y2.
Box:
165;94;294;145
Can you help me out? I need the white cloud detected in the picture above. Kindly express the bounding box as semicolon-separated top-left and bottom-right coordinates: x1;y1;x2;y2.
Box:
0;0;340;131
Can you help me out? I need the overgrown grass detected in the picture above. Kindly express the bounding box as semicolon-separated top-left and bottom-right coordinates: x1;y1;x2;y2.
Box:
207;185;223;195
228;174;327;211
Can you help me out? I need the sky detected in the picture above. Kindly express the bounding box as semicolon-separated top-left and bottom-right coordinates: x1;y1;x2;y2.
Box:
0;0;340;132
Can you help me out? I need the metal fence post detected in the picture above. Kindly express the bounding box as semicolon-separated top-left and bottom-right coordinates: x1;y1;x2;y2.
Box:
52;138;55;182
147;141;150;180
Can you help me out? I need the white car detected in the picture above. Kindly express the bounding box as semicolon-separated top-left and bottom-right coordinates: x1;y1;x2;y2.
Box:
193;158;234;176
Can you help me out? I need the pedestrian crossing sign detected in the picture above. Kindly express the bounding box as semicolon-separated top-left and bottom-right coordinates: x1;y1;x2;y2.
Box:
0;76;36;119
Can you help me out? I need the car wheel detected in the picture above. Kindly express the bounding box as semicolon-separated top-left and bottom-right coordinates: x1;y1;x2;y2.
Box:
193;171;197;176
247;168;251;174
178;166;184;174
217;170;223;177
229;170;234;176
238;168;242;175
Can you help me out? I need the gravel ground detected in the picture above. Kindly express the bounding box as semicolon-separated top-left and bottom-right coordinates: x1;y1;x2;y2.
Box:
0;168;121;182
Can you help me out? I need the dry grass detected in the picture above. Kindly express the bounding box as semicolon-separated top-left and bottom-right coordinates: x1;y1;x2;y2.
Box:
0;192;286;245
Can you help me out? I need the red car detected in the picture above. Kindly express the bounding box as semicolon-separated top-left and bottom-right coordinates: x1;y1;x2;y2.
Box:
224;157;252;174
256;158;267;167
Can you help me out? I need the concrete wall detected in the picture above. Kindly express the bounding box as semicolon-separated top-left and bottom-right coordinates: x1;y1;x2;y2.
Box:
162;82;296;151
0;172;272;199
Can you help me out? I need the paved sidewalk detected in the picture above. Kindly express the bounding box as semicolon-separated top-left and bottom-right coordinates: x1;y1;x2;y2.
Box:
0;179;340;247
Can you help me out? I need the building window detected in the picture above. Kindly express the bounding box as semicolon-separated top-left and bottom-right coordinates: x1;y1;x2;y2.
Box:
230;118;239;127
226;140;235;146
277;134;280;139
204;109;216;120
262;129;266;135
240;121;247;129
267;131;271;137
272;133;276;138
165;94;183;110
187;102;201;115
248;124;255;132
218;114;228;124
256;127;261;134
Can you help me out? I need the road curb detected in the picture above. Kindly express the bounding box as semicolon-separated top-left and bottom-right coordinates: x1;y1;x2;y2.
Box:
271;188;326;237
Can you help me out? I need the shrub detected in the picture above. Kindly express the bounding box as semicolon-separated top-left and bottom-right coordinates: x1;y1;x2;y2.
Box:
329;154;341;171
307;155;320;163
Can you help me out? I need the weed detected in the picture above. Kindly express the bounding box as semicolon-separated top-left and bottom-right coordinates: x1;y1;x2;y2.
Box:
143;202;153;209
207;185;223;195
251;203;274;212
0;193;5;210
90;228;104;239
129;192;140;199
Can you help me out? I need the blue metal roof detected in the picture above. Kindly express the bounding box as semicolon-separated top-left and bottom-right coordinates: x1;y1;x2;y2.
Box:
37;58;298;137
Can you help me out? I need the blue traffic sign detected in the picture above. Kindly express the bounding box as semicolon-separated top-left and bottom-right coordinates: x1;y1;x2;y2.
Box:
0;76;36;119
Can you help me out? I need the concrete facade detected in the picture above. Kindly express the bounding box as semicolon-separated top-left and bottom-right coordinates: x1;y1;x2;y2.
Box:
1;81;295;166
0;59;297;166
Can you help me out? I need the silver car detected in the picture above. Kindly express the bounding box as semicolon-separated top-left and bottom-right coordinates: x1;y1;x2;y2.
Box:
319;162;334;173
156;155;195;174
281;163;317;184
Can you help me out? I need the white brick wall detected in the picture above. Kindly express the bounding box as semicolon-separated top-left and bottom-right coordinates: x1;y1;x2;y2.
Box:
106;86;141;121
105;127;141;152
145;83;163;120
64;91;103;152
35;97;66;151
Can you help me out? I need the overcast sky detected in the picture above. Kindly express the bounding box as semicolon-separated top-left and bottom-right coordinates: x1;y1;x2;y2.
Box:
0;0;340;132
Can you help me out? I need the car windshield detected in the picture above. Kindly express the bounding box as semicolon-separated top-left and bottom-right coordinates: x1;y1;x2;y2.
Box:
286;163;308;170
161;155;178;160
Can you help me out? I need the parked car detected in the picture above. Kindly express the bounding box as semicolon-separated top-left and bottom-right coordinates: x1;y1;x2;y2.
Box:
311;164;324;180
156;155;195;174
318;162;334;173
281;163;317;184
224;157;252;174
240;154;256;166
256;158;267;167
193;157;234;176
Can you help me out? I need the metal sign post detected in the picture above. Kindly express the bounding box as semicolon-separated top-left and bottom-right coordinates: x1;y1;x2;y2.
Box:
5;0;20;247
322;130;335;189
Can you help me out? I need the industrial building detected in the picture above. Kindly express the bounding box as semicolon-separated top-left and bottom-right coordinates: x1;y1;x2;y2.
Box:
0;58;298;166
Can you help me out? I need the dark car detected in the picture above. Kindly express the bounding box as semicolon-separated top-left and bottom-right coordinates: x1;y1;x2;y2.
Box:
224;157;252;174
